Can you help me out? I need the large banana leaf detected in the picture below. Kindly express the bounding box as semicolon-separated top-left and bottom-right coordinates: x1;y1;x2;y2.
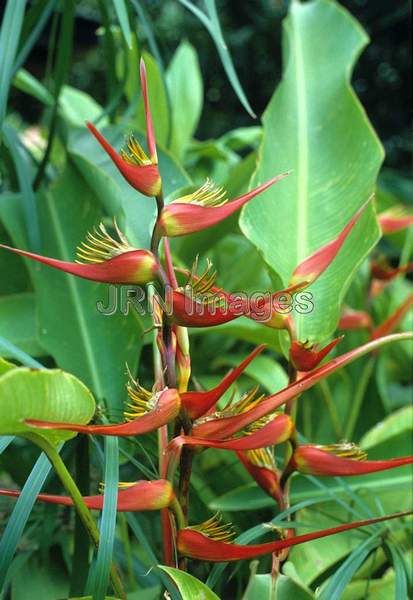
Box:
240;0;383;341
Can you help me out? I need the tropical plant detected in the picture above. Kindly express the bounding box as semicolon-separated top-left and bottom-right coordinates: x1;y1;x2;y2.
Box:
0;1;411;599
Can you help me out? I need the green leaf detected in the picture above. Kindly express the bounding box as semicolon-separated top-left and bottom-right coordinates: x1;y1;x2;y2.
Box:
0;293;44;358
166;40;203;159
178;0;255;118
0;168;145;412
90;437;119;600
112;0;132;49
0;448;59;590
0;357;16;376
0;368;95;444
158;566;220;600
0;0;26;126
13;68;54;106
360;405;413;451
0;336;44;370
240;0;383;341
59;85;108;127
213;354;287;393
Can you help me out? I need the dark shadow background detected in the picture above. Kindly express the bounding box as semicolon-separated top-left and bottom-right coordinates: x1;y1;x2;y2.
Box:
4;0;412;173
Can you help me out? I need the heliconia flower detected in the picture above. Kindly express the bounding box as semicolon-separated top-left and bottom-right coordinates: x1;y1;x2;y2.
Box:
26;383;180;437
177;511;411;562
289;199;370;289
370;293;413;340
0;479;173;512
85;60;161;197
290;443;413;477
237;448;284;507
378;206;413;234
0;222;160;286
191;333;412;439
182;344;266;419
338;307;372;331
169;413;294;452
156;173;290;237
371;258;413;281
289;336;343;372
169;260;300;330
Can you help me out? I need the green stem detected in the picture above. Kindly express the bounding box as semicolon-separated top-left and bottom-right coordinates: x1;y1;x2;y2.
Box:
24;434;126;600
344;357;376;440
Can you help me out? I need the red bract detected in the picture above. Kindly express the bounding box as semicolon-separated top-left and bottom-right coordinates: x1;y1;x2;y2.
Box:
378;206;413;234
182;345;266;419
289;200;370;288
27;388;180;436
192;333;412;439
371;259;413;281
290;444;413;476
0;243;160;286
157;173;290;237
177;511;411;562
237;450;284;506
290;336;343;371
169;414;294;452
370;294;413;340
86;60;161;197
338;307;373;331
0;480;173;512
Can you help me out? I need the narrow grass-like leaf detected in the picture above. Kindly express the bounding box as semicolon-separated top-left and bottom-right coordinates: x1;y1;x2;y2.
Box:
2;123;40;251
385;542;408;599
320;531;381;600
178;0;255;117
90;436;119;600
0;0;26;126
0;336;44;369
113;0;132;49
0;446;61;590
13;0;56;75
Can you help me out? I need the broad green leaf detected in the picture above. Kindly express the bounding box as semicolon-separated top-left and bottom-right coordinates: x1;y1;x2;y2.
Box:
59;85;108;127
0;368;95;444
166;40;203;159
158;566;220;600
360;405;413;450
243;570;314;600
240;0;383;341
0;173;144;412
0;293;44;358
0;357;16;376
13;68;54;106
11;555;68;600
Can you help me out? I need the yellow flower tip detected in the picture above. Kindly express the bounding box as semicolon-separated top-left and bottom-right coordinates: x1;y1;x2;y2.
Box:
120;135;152;166
245;447;277;471
190;513;236;543
123;378;161;421
320;442;368;462
76;221;132;265
175;179;228;207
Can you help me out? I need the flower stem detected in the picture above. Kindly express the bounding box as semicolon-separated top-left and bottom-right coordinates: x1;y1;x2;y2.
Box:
24;433;126;599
